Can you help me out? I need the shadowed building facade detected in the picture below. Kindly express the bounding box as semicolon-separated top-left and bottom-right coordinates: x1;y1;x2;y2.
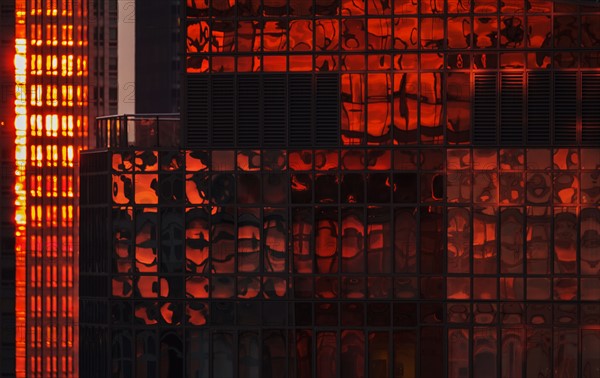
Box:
80;0;600;377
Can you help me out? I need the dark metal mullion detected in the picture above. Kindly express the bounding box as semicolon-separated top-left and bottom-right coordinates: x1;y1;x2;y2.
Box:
415;198;421;378
231;329;238;378
311;324;316;378
441;178;449;378
106;151;114;378
310;144;316;378
468;147;475;378
206;162;213;378
362;201;368;376
493;182;501;378
388;325;394;378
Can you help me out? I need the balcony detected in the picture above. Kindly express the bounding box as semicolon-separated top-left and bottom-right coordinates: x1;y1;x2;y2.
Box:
95;113;180;149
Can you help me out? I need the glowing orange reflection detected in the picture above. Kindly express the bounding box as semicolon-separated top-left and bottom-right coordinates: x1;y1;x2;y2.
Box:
15;0;86;375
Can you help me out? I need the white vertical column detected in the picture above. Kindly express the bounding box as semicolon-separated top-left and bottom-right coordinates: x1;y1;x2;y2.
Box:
118;0;136;143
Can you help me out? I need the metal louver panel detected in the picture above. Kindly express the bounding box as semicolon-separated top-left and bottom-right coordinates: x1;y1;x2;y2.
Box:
315;74;340;147
187;74;341;148
582;73;600;145
473;73;498;145
263;75;287;147
553;72;577;144
237;75;261;147
500;73;524;145
186;75;209;148
211;76;235;147
527;72;551;145
289;74;313;147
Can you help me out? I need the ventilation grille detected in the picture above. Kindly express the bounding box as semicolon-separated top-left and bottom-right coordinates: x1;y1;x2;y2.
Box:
553;72;577;144
211;76;236;147
237;75;261;147
527;72;551;145
188;72;594;147
289;74;314;147
186;73;339;148
263;75;287;147
186;76;209;148
582;73;600;145
473;73;498;145
315;75;340;147
500;73;524;145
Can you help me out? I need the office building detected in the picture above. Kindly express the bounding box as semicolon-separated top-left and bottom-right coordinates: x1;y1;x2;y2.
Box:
14;0;89;376
80;0;600;377
0;1;16;376
11;1;181;376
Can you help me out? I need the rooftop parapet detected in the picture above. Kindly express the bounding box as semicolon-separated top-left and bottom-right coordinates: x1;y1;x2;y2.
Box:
95;114;180;149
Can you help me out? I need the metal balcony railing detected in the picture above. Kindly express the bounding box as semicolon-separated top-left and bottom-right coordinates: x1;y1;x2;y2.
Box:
95;114;180;149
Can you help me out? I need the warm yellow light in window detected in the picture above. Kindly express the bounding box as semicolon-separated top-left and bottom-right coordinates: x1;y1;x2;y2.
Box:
37;175;44;197
30;7;42;16
75;85;87;106
17;0;86;374
78;116;88;137
15;115;26;131
14;209;25;225
76;56;87;76
61;236;73;258
61;25;73;46
14;17;27;370
16;7;26;17
46;24;58;45
15;146;26;164
49;176;58;197
45;114;58;137
30;24;41;45
46;0;58;16
30;54;42;75
61;85;73;106
61;206;73;227
15;136;26;147
15;89;26;108
61;116;73;137
67;176;73;196
30;85;42;106
15;107;26;119
61;176;74;197
60;0;73;16
29;115;41;136
76;26;88;46
14;53;26;72
30;206;39;227
61;55;73;76
31;145;43;167
30;175;41;198
45;145;58;166
46;85;57;107
45;55;58;75
61;146;74;167
46;205;58;227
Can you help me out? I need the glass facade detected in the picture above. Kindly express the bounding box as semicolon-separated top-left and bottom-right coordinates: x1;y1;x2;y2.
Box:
185;0;600;147
15;0;89;376
0;1;16;376
80;0;600;377
81;145;600;377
